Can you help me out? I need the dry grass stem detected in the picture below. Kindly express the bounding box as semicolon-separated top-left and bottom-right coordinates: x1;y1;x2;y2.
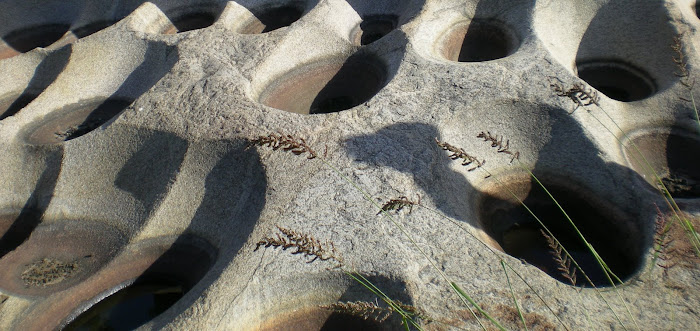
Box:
322;300;431;325
549;78;600;113
540;230;578;287
476;131;520;163
654;205;677;273
672;35;694;91
246;133;318;159
378;195;421;215
435;138;485;171
255;226;342;266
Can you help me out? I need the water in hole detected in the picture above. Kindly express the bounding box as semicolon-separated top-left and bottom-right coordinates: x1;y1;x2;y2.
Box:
64;282;184;331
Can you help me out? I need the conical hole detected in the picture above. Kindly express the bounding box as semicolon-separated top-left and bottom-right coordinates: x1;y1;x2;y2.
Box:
25;98;132;145
478;181;640;287
440;20;518;62
63;280;184;330
163;12;218;34
1;24;70;53
259;54;387;114
624;129;700;199
239;5;304;34
352;15;398;46
576;61;655;102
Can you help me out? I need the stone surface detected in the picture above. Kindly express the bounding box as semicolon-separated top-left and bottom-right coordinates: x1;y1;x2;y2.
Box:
0;0;699;330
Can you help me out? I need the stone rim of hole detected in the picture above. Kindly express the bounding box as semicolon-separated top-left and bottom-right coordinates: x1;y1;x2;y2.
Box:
23;98;133;145
621;126;700;201
350;15;399;46
0;24;71;59
475;174;642;288
160;4;225;35
236;2;307;35
576;60;656;102
13;235;217;330
257;52;388;115
436;18;520;62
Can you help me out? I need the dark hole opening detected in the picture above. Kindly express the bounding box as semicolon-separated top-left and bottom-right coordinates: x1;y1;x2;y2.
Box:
457;21;514;62
355;15;398;46
308;56;386;114
480;183;639;287
72;21;115;39
576;61;655;102
241;6;304;34
2;24;70;53
320;312;386;331
627;130;700;199
171;12;218;33
63;280;185;331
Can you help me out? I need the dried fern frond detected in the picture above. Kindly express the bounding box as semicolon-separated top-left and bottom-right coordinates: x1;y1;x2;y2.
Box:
322;300;431;324
654;205;678;272
378;196;420;215
254;226;342;266
435;138;485;171
549;78;600;113
540;230;578;287
322;301;393;322
246;133;317;159
476;131;520;163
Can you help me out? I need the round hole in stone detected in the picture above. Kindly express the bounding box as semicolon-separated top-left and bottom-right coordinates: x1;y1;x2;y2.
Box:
0;209;42;258
24;98;132;145
238;5;304;34
259;53;387;114
623;128;700;199
63;280;184;330
72;21;115;39
438;19;518;62
477;178;641;287
162;12;218;34
576;61;656;102
351;15;398;46
259;306;393;331
1;24;70;54
0;92;39;120
60;236;216;330
0;220;126;297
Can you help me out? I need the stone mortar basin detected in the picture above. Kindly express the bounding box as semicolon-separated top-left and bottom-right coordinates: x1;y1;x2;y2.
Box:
1;0;699;330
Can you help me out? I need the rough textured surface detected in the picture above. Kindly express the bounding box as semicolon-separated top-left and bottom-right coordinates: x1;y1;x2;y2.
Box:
1;0;700;330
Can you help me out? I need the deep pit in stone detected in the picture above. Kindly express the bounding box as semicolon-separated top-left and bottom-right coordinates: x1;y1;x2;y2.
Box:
59;237;216;330
0;24;70;58
63;281;185;330
351;15;398;46
576;61;655;102
25;98;132;145
260;307;389;331
238;5;305;34
162;12;219;34
624;129;700;199
477;179;641;287
259;53;387;114
0;220;125;297
439;20;518;62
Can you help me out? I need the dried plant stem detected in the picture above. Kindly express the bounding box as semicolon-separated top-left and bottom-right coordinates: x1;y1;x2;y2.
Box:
254;226;343;267
540;230;578;287
500;261;529;331
252;134;502;330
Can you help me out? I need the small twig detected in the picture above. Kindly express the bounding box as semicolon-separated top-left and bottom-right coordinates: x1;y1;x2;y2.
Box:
476;132;520;163
378;195;420;215
246;133;318;159
540;230;578;287
254;226;343;266
549;78;600;113
435;138;485;171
